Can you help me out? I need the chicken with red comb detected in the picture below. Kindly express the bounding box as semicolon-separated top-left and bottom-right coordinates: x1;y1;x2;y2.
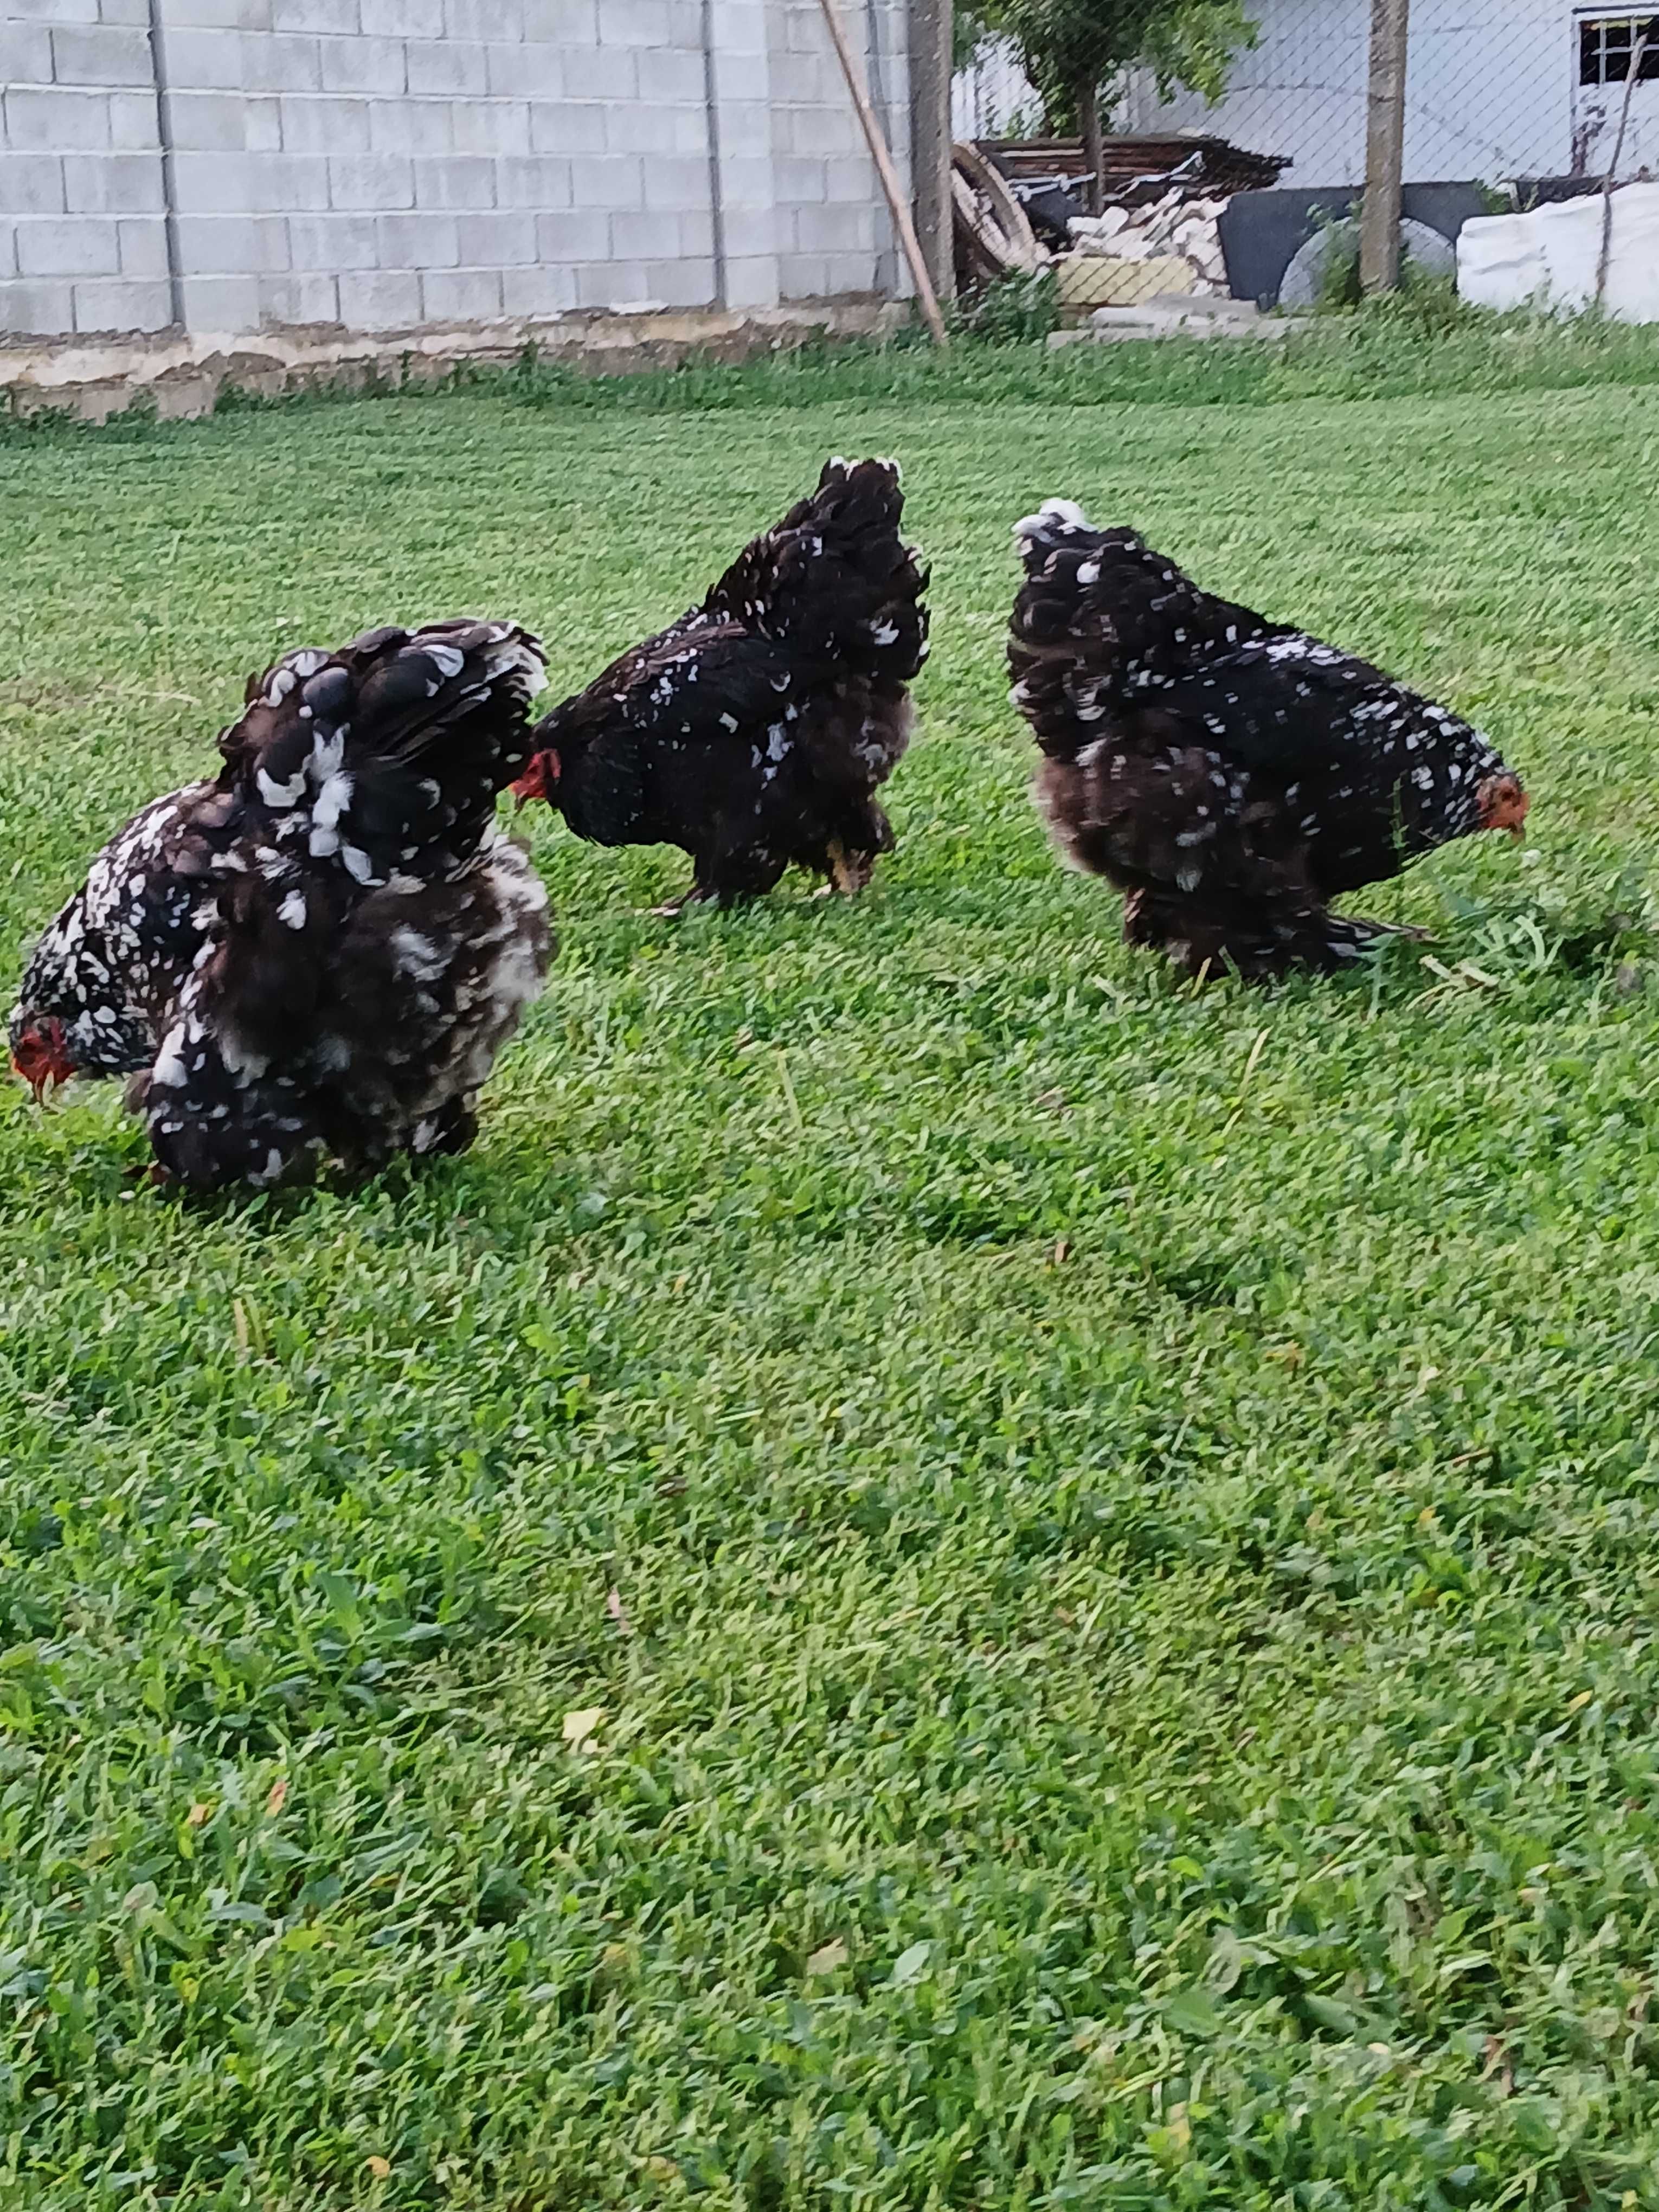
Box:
512;456;929;910
9;619;553;1188
1009;500;1528;979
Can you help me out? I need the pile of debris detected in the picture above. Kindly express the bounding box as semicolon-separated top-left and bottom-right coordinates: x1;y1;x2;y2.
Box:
1068;190;1231;296
953;134;1285;311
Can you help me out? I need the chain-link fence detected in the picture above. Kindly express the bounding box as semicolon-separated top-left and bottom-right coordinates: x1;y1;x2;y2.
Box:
951;4;1659;317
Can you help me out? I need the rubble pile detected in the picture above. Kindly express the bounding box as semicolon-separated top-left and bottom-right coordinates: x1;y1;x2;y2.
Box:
1067;191;1231;298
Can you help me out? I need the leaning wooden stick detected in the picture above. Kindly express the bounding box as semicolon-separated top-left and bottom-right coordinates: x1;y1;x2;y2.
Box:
814;0;950;348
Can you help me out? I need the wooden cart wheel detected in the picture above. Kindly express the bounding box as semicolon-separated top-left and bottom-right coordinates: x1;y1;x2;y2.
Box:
951;140;1044;280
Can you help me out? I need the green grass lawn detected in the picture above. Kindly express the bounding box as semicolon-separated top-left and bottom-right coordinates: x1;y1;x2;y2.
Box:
4;336;1659;2211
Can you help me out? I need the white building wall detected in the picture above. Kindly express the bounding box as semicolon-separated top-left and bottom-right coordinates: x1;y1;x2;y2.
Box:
0;0;911;337
1124;0;1577;187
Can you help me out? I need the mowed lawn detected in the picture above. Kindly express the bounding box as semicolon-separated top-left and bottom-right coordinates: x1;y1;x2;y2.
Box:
3;360;1659;2212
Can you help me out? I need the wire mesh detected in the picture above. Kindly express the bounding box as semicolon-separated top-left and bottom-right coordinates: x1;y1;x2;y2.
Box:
950;3;1659;318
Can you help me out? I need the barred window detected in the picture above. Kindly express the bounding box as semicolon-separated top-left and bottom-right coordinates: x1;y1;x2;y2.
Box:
1579;15;1659;83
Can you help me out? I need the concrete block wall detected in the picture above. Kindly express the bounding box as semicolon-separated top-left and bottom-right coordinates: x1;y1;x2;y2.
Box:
1;0;912;338
0;4;174;336
768;0;905;301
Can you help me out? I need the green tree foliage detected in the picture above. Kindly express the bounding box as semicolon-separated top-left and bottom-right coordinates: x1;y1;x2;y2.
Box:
970;0;1257;207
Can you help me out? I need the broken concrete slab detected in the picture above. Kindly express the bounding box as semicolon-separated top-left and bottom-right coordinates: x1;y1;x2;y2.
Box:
0;298;908;426
1047;293;1310;345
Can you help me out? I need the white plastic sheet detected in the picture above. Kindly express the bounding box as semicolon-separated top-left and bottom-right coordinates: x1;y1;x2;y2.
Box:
1456;183;1659;322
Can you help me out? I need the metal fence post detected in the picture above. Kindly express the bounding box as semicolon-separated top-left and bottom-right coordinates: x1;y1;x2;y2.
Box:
1359;0;1410;293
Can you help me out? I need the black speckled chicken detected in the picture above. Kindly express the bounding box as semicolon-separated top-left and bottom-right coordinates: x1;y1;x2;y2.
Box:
512;457;929;908
9;620;552;1189
1009;501;1529;979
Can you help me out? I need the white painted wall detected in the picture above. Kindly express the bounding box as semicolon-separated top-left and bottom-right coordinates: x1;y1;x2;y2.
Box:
951;1;1619;189
0;0;912;338
1122;0;1583;187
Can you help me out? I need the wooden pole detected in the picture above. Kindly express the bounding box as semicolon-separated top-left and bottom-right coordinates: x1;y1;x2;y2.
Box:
908;0;956;307
1359;0;1410;294
816;0;950;345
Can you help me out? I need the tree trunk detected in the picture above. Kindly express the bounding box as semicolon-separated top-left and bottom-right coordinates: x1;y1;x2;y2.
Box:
1077;75;1103;214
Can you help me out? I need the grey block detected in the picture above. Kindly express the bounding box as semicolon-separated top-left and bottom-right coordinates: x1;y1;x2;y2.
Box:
4;89;114;152
170;150;258;212
327;151;415;207
49;24;155;85
567;152;642;208
641;156;709;211
634;45;702;103
824;155;878;203
708;99;770;160
541;0;596;35
533;204;608;261
175;211;291;272
359;0;443;31
243;95;282;150
287;208;378;266
164;0;274;24
167;91;249;152
237;30;324;92
0;0;97;18
277;95;370;152
496;154;571;208
0;155;68;218
597;0;667;42
370;98;454;155
158;27;244;87
706;0;766;55
528;100;607;155
271;0;358;29
411;155;495;207
318;34;406;93
118;214;170;273
441;0;522;38
562;44;635;99
420;263;501;318
180;271;261;326
485;40;563;97
404;36;487;93
449;97;528;153
337;265;420;323
779;252;827;299
376;207;459;263
0;278;75;333
574;255;652;306
794;200;874;253
108;89;161;145
774;155;826;205
714;151;774;210
603;95;703;155
641;254;713;307
456;206;534;262
62;152;164;212
73;274;172;329
0;25;54;87
720;205;776;261
258;268;340;320
501;260;575;315
100;0;155;24
16;214;120;275
256;151;330;207
723;250;778;307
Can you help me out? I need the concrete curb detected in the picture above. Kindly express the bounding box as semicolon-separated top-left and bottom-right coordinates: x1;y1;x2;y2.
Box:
0;294;908;424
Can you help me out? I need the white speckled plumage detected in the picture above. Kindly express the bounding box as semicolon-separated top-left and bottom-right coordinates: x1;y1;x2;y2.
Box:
10;619;555;1188
1008;501;1526;979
